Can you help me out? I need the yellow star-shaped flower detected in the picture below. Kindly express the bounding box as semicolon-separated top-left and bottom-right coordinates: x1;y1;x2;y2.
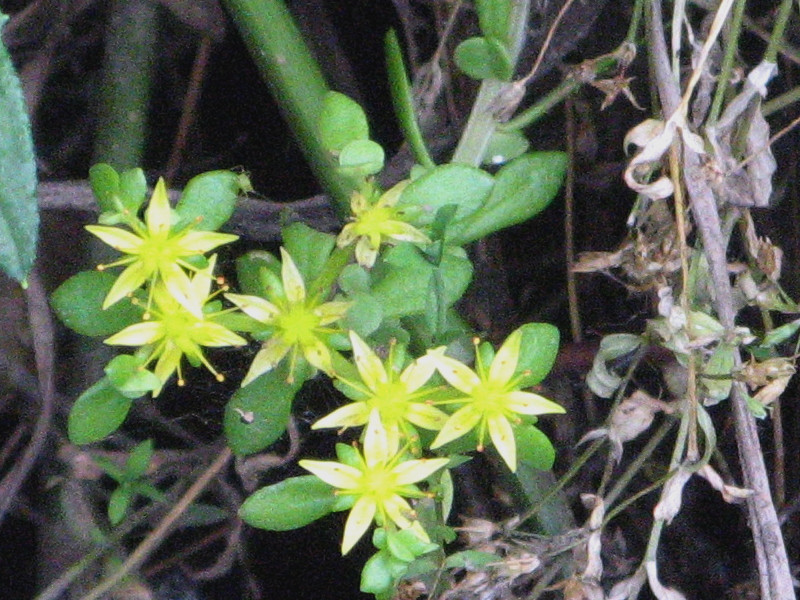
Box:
103;256;246;395
300;414;449;554
427;329;564;472
313;331;449;451
225;248;350;385
336;181;430;268
86;178;238;311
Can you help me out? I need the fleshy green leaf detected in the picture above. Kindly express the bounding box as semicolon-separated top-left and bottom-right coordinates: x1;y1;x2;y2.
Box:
224;367;302;455
239;475;336;530
370;244;473;317
319;91;370;154
68;377;133;444
586;333;643;398
360;550;408;594
483;130;530;166
444;550;499;569
51;270;143;336
398;164;494;227
117;168;147;213
89;164;121;212
476;0;512;41
338;139;385;177
0;14;38;283
105;354;161;398
450;152;567;244
282;222;336;284
125;439;154;479
175;170;244;231
454;36;513;81
514;424;556;470
515;323;560;387
235;250;281;297
760;318;800;348
108;485;133;526
702;343;734;405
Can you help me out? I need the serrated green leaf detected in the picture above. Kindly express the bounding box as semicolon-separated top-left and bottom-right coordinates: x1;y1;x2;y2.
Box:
398;163;493;227
450;152;567;244
338;139;385;177
319;91;370;154
176;170;242;231
51;270;143;336
224;367;302;455
515;322;560;387
0;16;38;283
514;424;556;470
454;36;513;81
239;475;336;530
68;378;133;444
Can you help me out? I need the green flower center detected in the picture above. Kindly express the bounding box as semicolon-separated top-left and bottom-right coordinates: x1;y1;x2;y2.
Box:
471;381;507;414
276;303;322;344
360;466;398;498
370;380;410;422
353;205;396;236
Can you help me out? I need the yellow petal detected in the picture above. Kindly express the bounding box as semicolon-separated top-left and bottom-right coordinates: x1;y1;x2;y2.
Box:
279;248;306;303
350;331;387;389
355;236;379;268
487;414;516;472
85;225;144;253
363;409;392;467
336;223;358;248
392;457;449;486
225;293;280;324
383;221;431;245
400;356;437;393
241;337;291;386
381;494;415;530
177;230;239;253
190;322;247;347
154;342;184;384
430;406;481;449
341;496;376;555
312;402;370;430
505;390;565;415
104;321;164;346
489;329;522;384
377;180;409;207
146;178;172;237
103;260;152;309
406;403;450;431
302;337;334;374
314;301;351;325
430;355;480;393
299;459;362;489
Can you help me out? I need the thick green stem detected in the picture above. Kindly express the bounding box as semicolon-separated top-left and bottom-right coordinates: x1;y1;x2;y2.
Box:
763;0;795;64
450;0;530;165
92;0;156;169
222;0;352;214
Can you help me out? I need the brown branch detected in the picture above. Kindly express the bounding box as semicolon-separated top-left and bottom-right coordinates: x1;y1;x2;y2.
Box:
37;181;340;243
0;269;56;528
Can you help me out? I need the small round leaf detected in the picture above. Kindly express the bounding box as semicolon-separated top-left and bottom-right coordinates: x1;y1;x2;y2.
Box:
319;91;370;153
68;378;133;444
338;139;385;177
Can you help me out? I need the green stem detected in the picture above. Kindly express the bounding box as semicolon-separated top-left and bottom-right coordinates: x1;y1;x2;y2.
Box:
707;0;747;127
450;0;531;165
625;0;646;44
92;0;156;169
763;84;800;117
498;78;581;133
763;0;795;64
222;0;353;214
